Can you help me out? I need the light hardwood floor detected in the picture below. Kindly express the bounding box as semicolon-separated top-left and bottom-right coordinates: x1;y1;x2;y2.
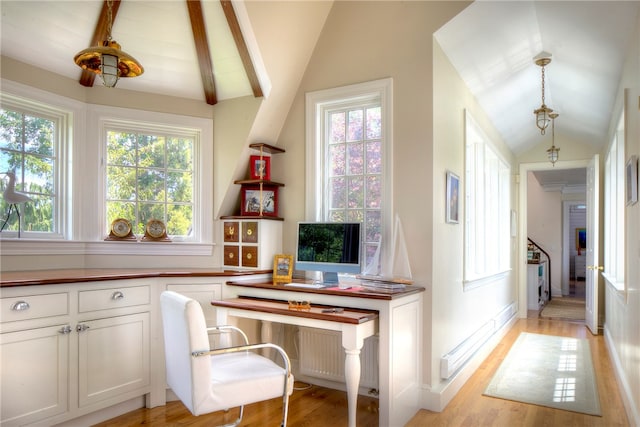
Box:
95;317;628;426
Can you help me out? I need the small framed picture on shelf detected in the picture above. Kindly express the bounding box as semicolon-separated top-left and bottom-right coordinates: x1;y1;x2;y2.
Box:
241;185;278;217
273;254;294;283
249;155;271;180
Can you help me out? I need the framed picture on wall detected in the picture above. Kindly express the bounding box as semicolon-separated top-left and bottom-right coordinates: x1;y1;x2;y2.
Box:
249;155;271;180
576;228;586;251
626;154;638;205
446;171;460;224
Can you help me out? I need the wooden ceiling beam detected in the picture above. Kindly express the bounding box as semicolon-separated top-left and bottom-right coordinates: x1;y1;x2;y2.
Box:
220;0;263;98
78;0;122;87
186;0;217;105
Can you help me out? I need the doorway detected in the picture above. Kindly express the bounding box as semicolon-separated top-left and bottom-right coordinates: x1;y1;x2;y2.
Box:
518;160;592;324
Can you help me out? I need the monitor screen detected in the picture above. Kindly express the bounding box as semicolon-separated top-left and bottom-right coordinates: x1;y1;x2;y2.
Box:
295;222;361;284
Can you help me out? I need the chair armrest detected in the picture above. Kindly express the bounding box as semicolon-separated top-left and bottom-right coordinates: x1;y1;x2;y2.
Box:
206;325;249;345
192;342;292;376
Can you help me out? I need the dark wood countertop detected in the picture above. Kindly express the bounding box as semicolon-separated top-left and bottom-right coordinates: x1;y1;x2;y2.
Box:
0;269;271;287
226;280;425;300
212;297;378;324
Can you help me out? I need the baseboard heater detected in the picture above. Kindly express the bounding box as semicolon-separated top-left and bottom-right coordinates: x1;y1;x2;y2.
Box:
440;302;516;379
298;326;378;389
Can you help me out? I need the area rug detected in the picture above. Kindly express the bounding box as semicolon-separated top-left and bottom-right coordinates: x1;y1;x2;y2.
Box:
484;332;601;416
541;298;585;321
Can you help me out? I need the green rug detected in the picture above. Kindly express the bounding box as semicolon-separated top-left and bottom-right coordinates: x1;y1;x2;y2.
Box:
484;332;601;416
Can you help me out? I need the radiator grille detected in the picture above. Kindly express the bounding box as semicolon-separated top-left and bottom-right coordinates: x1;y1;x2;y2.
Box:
298;327;378;388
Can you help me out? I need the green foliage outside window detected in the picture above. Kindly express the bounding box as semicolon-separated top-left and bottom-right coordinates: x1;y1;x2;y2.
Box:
106;130;194;237
0;108;56;233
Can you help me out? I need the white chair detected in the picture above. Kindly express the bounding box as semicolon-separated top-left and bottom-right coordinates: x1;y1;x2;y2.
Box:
160;291;293;427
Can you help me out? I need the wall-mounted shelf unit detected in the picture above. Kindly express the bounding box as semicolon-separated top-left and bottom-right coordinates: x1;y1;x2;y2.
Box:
233;143;285;219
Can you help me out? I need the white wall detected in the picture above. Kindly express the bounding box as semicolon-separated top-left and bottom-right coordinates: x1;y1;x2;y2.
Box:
603;10;640;426
527;171;563;296
274;0;519;411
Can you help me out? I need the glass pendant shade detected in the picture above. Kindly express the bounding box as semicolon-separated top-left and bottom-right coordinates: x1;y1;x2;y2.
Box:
547;146;560;165
535;105;553;135
100;53;119;87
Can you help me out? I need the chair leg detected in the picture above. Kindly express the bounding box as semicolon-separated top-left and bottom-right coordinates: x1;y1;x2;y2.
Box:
218;406;243;427
281;392;290;427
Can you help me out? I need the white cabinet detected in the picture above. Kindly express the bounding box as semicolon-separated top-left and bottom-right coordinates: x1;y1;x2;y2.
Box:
221;218;282;269
1;324;70;425
0;281;152;426
527;261;548;310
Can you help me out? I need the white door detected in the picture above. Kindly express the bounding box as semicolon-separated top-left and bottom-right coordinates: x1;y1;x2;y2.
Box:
585;154;600;334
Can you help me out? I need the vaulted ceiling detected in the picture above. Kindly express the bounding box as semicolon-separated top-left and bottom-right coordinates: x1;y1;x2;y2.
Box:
435;1;639;156
1;1;638;161
0;0;265;105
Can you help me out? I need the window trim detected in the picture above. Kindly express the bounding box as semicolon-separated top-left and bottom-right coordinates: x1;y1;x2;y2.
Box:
463;110;511;288
305;78;393;274
0;80;213;257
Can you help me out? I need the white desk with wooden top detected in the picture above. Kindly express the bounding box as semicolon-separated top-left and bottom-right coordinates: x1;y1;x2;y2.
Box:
215;281;424;427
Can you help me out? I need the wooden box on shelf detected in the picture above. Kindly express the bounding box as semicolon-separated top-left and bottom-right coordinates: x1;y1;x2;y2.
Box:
221;218;283;270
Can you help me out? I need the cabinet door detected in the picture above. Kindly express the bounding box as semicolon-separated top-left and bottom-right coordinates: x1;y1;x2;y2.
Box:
242;221;258;243
223;245;240;266
1;325;69;426
77;312;150;407
242;246;258;268
224;221;239;242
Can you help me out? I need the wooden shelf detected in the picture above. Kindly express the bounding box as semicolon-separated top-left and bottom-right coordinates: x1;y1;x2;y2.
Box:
233;179;285;187
220;215;284;221
249;142;285;155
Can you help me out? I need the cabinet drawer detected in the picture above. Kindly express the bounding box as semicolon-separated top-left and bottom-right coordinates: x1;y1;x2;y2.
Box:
224;221;239;242
78;286;150;312
224;245;239;266
0;293;69;323
242;221;258;243
242;246;258;268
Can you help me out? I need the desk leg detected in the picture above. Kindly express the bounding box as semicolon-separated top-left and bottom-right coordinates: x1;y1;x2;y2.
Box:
344;348;361;427
261;320;273;357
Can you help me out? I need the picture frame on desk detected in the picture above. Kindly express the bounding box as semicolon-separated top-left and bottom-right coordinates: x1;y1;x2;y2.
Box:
249;155;271;180
273;254;293;283
240;185;278;217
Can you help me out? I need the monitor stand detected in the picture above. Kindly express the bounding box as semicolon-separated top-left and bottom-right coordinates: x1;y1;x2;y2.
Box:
322;271;339;285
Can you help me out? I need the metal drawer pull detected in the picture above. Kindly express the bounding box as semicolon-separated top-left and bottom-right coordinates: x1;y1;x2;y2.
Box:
59;325;72;334
111;291;125;300
76;324;90;332
11;301;30;311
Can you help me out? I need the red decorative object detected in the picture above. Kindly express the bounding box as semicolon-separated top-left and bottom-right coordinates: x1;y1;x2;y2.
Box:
249;155;271;180
240;185;278;217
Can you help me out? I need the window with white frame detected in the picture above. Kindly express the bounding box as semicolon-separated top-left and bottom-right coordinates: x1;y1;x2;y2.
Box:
306;79;392;275
104;122;196;240
0;93;69;238
603;113;625;291
464;111;510;285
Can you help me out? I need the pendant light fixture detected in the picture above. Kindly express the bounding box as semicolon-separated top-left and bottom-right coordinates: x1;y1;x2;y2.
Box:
533;53;553;135
73;0;143;88
546;112;560;165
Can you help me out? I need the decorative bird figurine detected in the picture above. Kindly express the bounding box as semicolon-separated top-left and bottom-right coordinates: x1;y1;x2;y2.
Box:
1;172;33;237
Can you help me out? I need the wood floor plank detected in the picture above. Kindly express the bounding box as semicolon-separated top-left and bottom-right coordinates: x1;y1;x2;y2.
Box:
94;317;627;426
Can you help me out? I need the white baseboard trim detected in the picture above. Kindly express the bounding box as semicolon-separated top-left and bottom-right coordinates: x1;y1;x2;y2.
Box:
604;326;639;426
422;308;517;412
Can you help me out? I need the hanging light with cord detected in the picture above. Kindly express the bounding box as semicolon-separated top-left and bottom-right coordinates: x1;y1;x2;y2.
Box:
73;0;143;88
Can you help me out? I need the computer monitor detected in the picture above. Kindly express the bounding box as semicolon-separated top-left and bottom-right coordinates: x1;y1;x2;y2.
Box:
295;222;361;284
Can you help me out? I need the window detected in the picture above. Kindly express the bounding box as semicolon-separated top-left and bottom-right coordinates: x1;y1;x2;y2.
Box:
464;111;510;285
0;93;69;238
603;113;625;291
104;123;195;239
306;79;392;275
